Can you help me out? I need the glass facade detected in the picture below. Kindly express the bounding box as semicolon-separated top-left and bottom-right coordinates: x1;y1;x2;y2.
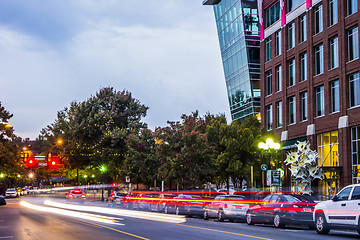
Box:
212;0;261;121
317;131;339;199
352;126;360;183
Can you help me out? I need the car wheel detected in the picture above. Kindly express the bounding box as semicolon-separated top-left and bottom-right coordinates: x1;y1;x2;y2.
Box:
273;213;285;228
218;211;224;222
175;207;180;215
315;213;330;234
246;212;254;225
203;211;209;220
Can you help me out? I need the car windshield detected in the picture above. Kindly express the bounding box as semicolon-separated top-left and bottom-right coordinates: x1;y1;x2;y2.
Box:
7;189;16;192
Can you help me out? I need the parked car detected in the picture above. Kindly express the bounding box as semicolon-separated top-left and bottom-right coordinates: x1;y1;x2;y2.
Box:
123;193;140;209
314;183;360;235
107;191;127;206
66;189;86;200
246;193;316;229
203;194;249;222
149;194;176;212
164;194;205;217
0;195;6;205
5;188;18;198
134;194;159;211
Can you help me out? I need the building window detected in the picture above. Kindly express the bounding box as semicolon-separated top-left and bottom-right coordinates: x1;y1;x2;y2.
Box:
348;0;358;16
348;26;359;61
287;0;304;12
275;65;282;92
329;0;338;26
300;91;308;121
317;131;339;198
275;30;281;56
266;70;272;96
265;2;280;28
288;22;295;49
266;105;273;130
315;44;324;75
316;85;325;117
299;14;307;43
330;36;339;69
352;126;360;183
288;58;295;86
350;72;360;107
331;80;340;113
276;101;282;128
266;37;272;61
314;4;323;35
289;96;296;124
300;52;307;82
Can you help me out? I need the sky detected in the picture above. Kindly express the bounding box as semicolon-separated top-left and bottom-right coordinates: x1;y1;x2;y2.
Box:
0;0;230;140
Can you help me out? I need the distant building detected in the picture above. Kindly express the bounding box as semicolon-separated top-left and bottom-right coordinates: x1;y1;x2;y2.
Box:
259;0;360;199
203;0;261;121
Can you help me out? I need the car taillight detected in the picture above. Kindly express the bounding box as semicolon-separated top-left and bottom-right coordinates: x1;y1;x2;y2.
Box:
81;194;86;199
68;194;73;198
224;204;228;208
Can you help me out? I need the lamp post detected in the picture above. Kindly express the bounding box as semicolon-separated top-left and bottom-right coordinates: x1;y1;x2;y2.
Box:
100;165;107;201
258;138;280;190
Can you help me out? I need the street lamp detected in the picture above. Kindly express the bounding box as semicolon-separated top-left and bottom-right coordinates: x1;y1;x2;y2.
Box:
258;138;280;190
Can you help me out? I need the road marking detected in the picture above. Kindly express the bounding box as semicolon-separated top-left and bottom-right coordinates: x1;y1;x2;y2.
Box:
0;237;13;239
80;221;150;240
174;224;273;240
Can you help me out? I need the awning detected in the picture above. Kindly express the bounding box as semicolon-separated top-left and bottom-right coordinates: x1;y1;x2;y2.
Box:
281;137;307;150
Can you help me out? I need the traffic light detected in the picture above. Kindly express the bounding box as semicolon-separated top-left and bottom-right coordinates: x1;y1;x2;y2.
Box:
48;157;59;169
112;182;117;187
26;157;36;168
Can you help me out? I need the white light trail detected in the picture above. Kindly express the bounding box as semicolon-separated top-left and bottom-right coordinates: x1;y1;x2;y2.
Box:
20;201;124;226
44;200;186;224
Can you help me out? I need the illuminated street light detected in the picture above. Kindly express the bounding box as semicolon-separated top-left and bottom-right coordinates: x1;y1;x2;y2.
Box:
29;173;34;178
5;123;11;128
17;174;21;178
57;139;63;145
0;173;4;178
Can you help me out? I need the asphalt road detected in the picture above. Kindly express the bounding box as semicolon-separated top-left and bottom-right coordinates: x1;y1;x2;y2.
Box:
1;196;359;240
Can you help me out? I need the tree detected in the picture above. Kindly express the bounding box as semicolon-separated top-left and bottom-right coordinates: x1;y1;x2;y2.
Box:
155;112;215;189
0;102;23;189
217;116;266;189
39;87;148;183
122;128;160;189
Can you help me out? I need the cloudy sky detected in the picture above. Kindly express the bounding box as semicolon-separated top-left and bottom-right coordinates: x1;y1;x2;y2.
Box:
0;0;230;139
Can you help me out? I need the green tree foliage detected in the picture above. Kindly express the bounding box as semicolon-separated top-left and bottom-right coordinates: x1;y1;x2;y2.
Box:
0;102;23;188
122;128;159;189
217;116;266;189
155;112;215;189
40;87;148;182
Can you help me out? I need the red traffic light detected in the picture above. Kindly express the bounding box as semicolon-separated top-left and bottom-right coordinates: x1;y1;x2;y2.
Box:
48;157;59;169
26;157;36;168
112;182;117;187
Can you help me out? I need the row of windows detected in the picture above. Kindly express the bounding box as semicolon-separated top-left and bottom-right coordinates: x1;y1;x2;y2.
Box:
265;72;360;130
265;0;357;30
265;29;358;93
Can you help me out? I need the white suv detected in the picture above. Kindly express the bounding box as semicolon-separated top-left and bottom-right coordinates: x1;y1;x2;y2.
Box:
314;183;360;235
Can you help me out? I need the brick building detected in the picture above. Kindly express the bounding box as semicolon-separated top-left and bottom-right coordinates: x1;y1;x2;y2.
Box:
259;0;360;199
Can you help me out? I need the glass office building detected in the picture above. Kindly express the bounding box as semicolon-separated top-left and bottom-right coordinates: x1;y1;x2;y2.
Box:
203;0;261;121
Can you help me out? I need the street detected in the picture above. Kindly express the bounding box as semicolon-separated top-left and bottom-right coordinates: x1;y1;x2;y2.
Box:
0;196;359;240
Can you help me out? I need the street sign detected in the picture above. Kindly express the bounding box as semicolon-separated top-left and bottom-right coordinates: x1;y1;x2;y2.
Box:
125;176;130;183
38;162;47;166
261;164;268;171
271;170;281;186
